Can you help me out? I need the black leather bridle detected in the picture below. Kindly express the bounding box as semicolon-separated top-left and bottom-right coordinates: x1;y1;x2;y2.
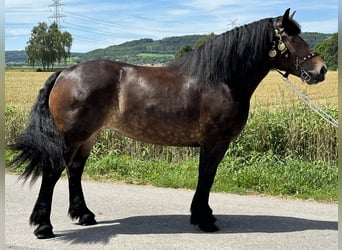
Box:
269;27;320;81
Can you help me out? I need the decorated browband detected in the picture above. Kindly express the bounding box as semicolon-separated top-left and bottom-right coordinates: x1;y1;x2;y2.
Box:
269;28;287;58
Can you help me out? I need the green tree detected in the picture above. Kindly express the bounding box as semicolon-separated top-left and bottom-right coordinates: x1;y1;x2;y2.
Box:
314;33;338;70
175;33;216;59
194;33;215;48
175;44;193;59
25;22;72;70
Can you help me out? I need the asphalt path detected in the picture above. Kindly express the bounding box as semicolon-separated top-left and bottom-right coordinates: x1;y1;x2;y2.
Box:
5;173;337;250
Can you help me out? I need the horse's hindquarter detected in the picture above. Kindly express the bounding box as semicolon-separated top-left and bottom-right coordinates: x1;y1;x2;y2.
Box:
49;61;122;143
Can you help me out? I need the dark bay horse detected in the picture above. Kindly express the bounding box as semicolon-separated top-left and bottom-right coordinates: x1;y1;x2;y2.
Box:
9;9;327;238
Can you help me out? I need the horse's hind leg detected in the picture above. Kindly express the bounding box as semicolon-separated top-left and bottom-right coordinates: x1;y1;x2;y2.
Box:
67;139;97;226
30;169;64;239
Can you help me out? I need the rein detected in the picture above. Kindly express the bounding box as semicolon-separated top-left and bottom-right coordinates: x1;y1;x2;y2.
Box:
281;77;338;128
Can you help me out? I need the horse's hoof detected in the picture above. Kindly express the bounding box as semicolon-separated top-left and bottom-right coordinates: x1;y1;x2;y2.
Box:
79;213;97;226
198;222;220;232
190;213;217;225
34;224;55;239
190;213;219;232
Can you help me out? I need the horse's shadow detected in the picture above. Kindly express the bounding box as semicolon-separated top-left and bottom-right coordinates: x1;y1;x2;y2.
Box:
55;214;337;245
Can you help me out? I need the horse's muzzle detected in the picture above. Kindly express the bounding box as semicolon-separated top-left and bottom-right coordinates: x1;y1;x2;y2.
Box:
305;64;327;84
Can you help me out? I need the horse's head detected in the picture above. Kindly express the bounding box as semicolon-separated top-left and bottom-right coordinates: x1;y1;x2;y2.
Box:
270;8;327;84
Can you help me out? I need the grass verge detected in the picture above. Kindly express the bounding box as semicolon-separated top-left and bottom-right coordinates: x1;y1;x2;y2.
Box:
81;151;337;202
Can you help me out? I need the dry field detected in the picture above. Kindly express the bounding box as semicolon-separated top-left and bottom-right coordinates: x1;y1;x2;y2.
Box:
251;71;338;109
6;71;52;112
5;71;338;112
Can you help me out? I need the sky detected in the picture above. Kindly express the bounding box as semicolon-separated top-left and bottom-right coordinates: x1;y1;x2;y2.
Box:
5;0;338;53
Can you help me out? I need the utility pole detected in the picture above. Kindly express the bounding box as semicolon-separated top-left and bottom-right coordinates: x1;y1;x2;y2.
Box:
49;0;65;29
227;19;238;30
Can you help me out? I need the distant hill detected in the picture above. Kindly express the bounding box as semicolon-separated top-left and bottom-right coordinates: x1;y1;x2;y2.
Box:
5;51;26;64
5;51;82;66
6;32;332;66
77;32;332;65
78;35;205;65
300;32;332;50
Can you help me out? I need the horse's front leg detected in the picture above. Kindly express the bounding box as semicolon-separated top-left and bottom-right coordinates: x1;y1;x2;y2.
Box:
190;141;229;232
30;169;63;239
67;143;97;226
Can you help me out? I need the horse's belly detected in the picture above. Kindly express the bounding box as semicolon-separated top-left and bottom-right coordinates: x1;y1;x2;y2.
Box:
106;116;201;146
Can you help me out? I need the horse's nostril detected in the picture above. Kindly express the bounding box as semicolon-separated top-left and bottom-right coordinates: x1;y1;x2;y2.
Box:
321;65;328;75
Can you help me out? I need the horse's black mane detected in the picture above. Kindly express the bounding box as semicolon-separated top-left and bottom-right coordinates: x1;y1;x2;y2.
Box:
170;17;300;86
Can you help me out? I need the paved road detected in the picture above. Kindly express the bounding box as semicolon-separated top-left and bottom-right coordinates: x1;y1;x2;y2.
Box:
5;173;337;250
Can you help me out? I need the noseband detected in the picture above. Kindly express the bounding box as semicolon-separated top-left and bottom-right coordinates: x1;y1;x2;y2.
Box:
294;51;320;82
269;27;320;81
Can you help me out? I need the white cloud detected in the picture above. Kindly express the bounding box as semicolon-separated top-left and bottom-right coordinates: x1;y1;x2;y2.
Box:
5;27;30;37
167;9;192;16
5;0;52;11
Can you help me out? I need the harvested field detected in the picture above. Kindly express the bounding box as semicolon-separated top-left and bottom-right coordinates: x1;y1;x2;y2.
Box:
5;71;337;112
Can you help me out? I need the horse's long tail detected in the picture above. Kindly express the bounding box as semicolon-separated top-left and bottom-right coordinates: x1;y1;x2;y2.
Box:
8;71;66;183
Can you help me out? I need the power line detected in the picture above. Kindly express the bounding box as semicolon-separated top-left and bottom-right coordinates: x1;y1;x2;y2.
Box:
6;10;50;14
65;12;170;33
65;21;120;37
65;11;210;35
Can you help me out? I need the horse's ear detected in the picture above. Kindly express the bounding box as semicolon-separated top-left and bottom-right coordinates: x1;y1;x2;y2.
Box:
282;8;291;27
290;11;296;19
281;8;301;34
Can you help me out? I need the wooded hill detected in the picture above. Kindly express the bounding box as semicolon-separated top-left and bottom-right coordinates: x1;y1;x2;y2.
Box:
6;32;332;66
77;35;203;65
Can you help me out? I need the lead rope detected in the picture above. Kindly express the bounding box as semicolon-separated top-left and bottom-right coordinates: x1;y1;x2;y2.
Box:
281;77;338;128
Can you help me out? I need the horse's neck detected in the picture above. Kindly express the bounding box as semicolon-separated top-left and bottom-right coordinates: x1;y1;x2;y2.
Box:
247;66;271;97
221;21;274;99
227;58;272;101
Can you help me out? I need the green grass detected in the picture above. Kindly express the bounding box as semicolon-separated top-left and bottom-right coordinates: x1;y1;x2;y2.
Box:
81;151;337;202
137;53;174;58
215;152;337;200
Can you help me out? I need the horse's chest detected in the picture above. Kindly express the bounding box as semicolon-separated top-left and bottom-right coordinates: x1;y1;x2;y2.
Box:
199;100;249;142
